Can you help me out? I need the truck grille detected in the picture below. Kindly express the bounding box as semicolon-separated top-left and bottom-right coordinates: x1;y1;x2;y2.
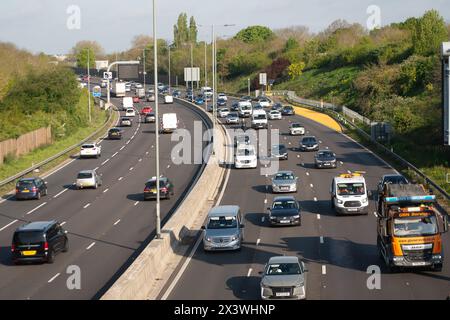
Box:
344;201;361;208
403;248;433;262
212;237;232;244
271;287;293;294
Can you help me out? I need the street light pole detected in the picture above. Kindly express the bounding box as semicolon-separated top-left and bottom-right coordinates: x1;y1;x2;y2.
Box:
153;0;161;239
143;48;146;93
190;42;194;102
248;78;250;96
204;41;207;87
87;48;91;123
168;45;171;91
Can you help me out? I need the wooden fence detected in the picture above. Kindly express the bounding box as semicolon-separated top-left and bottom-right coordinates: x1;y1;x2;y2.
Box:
0;127;52;165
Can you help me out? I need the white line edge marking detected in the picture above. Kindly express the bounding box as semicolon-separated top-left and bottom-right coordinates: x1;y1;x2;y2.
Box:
101;159;110;165
53;188;68;198
118;177;123;181
120;146;125;151
86;242;96;250
83;203;91;209
310;184;314;188
314;197;318;202
60;221;66;226
320;236;324;244
134;201;139;206
103;188;109;193
112;152;118;157
306;172;310;176
317;214;321;220
48;273;60;283
0;219;18;232
247;268;253;277
26;202;47;215
322;265;327;275
256;239;261;246
114;219;121;226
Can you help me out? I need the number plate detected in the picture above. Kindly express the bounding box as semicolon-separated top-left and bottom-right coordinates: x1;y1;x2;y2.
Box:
280;220;290;224
21;251;36;256
347;208;357;212
276;292;290;297
412;262;427;266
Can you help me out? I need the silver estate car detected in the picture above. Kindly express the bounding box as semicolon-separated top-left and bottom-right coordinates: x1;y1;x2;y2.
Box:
260;256;308;300
271;171;298;193
76;170;102;189
202;206;244;251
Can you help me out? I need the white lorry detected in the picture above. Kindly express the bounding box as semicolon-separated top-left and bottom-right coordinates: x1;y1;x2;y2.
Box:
136;88;145;98
161;113;178;133
251;109;268;129
112;82;126;97
122;97;133;111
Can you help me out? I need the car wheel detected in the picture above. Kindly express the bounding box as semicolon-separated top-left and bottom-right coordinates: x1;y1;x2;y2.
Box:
62;239;69;253
94;183;98;189
36;192;41;200
47;249;56;264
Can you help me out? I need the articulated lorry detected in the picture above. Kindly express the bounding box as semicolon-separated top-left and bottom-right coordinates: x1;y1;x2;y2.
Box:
377;184;448;272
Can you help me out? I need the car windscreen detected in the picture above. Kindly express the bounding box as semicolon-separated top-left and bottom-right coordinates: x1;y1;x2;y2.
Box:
82;144;94;149
272;145;286;153
240;105;251;110
283;106;293;110
384;176;408;184
253;114;266;120
337;183;365;196
121;118;130;121
317;151;334;158
77;172;93;179
146;113;155;117
145;180;166;188
109;128;120;133
266;263;301;275
228;113;238;117
272;200;297;210
14;231;45;245
302;137;316;144
17;180;35;187
394;216;438;237
207;216;237;229
236;148;254;156
274;173;295;180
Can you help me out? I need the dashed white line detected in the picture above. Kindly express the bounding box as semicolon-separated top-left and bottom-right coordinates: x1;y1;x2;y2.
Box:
319;140;323;144
118;177;123;181
322;265;327;275
112;152;118;158
0;220;18;232
373;211;378;217
94;167;99;171
310;184;314;188
314;197;318;202
83;203;91;209
297;155;300;158
60;221;67;226
53;188;68;198
86;242;96;250
48;273;60;283
306;172;310;176
134;201;139;206
138;158;142;162
129;167;134;171
103;188;109;193
101;159;110;165
146;151;149;155
264;199;267;204
320;236;324;244
114;219;121;226
317;214;321;220
340;161;344;165
167;165;170;169
26;202;47;215
126;140;130;145
256;239;261;246
247;268;253;277
120;146;125;151
261;216;265;223
347;170;351;174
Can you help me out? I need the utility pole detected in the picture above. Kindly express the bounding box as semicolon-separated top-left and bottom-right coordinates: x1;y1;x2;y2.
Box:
143;48;146;93
190;42;194;102
204;41;207;87
87;48;91;123
248;78;250;96
168;45;171;91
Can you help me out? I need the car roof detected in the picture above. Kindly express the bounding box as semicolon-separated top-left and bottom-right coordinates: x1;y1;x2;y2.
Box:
208;205;240;217
275;170;294;175
302;136;316;139
16;220;57;232
335;176;366;184
78;170;95;174
18;177;39;182
317;149;334;153
382;174;404;179
273;196;297;202
147;176;168;183
268;256;299;264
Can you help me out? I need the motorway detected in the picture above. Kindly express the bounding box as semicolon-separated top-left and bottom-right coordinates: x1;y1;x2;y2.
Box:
0;87;208;299
166;97;450;300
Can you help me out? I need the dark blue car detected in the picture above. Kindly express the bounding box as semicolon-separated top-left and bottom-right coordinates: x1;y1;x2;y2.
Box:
15;177;48;200
195;96;205;105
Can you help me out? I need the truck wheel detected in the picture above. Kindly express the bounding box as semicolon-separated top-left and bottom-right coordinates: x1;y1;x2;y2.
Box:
432;264;443;272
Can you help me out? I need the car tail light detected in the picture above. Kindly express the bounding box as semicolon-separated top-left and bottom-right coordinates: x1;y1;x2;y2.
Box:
161;187;168;193
44;242;49;251
32;187;37;192
15;189;19;194
11;244;15;252
144;187;150;192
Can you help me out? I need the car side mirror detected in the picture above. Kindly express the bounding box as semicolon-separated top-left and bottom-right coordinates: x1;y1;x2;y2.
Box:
201;226;206;230
240;224;245;228
258;271;264;275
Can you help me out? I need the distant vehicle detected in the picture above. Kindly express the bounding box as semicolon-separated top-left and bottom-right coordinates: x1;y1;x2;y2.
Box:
201;86;213;97
330;172;369;215
218;108;230;118
281;105;295;116
299;136;319;151
108;127;123;140
120;117;132;127
377;174;409;197
112;82;126;97
141;106;153;115
144;112;156;123
238;101;252;118
240;96;252;102
202;205;244;252
260;256;307;300
268;110;282;120
290;123;305;136
15;177;47;200
267;196;301;226
125;83;131;92
157;83;165;91
161;113;178;133
143;176;174;200
271;171;298;193
125;108;136;117
122;96;133;111
80;142;101;158
231;102;240;111
186;91;194;100
11;221;68;264
135;88;145;98
258;97;271;108
101;79;109;88
218;93;228;101
226;112;240;124
251;109;268;129
235;145;257;169
315;150;337;168
173;90;181;98
271;103;283;111
132;96;140;103
76;169;102;189
164;95;174;104
253;103;263;111
270;144;288;160
195;96;205;105
217;98;227;107
135;83;143;89
147;93;156;102
234;135;251;148
206;104;214;112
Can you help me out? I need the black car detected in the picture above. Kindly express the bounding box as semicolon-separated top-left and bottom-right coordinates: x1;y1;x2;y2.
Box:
377;174;409;196
144;112;156;123
299;136;319;151
271;144;288;160
217;98;227;107
11;221;68;264
15;177;47;200
271;103;283;111
314;150;337;168
281;105;295;115
241;96;252;102
231;102;240;111
143;176;174;200
173;90;181;98
108;127;123;140
268;196;301;226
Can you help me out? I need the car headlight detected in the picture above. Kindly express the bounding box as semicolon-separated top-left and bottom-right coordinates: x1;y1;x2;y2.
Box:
292;215;300;219
362;198;368;204
205;237;212;242
337;199;343;204
231;235;239;241
432;255;442;260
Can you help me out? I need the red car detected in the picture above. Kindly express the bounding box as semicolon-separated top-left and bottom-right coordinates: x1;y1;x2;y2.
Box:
141;106;153;115
133;96;140;103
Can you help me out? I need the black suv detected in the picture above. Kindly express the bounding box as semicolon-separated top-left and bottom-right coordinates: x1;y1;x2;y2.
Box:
11;221;68;264
143;177;174;200
281;105;295;115
108;127;123;140
268;196;301;226
15;177;47;200
314;150;337;168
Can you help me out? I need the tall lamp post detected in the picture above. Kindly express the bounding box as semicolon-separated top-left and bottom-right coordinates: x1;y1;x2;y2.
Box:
86;48;91;123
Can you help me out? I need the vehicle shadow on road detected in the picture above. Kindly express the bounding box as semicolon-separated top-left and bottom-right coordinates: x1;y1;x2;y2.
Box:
299;200;337;217
251;185;269;194
225;276;261;299
126;193;144;202
245;212;269;227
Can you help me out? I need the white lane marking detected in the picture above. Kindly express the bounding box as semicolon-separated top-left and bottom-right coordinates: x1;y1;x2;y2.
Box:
247;268;253;277
317;214;321;220
167;165;170;169
151;145;154;148
126;140;130;145
310;184;314;188
0;220;18;232
301;163;305;166
112;152;118;158
347;170;351;174
129;167;134;171
134;201;139;206
314;197;318;202
120;146;125;151
264;199;267;204
26;202;47;215
340;161;344;165
118;177;123;181
322;265;327;275
48;273;60;283
60;221;67;226
297;155;300;158
114;219;121;226
319;140;323;144
306;172;310;176
101;159;110;165
53;188;68;198
103;188;109;193
320;236;324;244
256;239;261;246
373;211;378;217
94;167;99;171
86;242;96;250
83;203;91;209
325;146;329;149
138;158;142;162
146;151;149;155
131;135;135;139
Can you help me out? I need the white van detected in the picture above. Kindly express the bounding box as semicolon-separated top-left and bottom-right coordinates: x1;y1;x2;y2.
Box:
238;101;252;118
122;97;133;111
164;95;174;104
251;109;268;129
201;87;213;97
161;113;178;133
330;172;369;215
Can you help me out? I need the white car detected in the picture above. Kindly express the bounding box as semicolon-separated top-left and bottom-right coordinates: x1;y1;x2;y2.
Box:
135;83;143;89
76;170;102;189
218;93;228;101
125;84;131;92
258;98;271;108
268;110;282;120
290;123;305;135
235;145;257;169
125;108;136;117
80;142;101;158
218;108;230;118
164;95;174;104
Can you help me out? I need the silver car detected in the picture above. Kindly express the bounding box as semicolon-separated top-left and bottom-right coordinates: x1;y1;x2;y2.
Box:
226;112;240;124
271;171;298;193
202;206;244;251
76;170;102;189
260;256;307;300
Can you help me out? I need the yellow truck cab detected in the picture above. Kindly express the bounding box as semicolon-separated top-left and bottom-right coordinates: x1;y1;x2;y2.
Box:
377;184;448;272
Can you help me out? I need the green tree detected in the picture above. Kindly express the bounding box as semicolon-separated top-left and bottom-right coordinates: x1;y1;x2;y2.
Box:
283;38;299;52
174;13;189;47
71;41;103;68
234;26;274;43
287;62;306;80
412;10;448;56
77;47;96;68
189;16;198;43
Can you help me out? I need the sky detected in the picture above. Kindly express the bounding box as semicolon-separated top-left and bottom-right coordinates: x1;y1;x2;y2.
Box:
0;0;449;54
